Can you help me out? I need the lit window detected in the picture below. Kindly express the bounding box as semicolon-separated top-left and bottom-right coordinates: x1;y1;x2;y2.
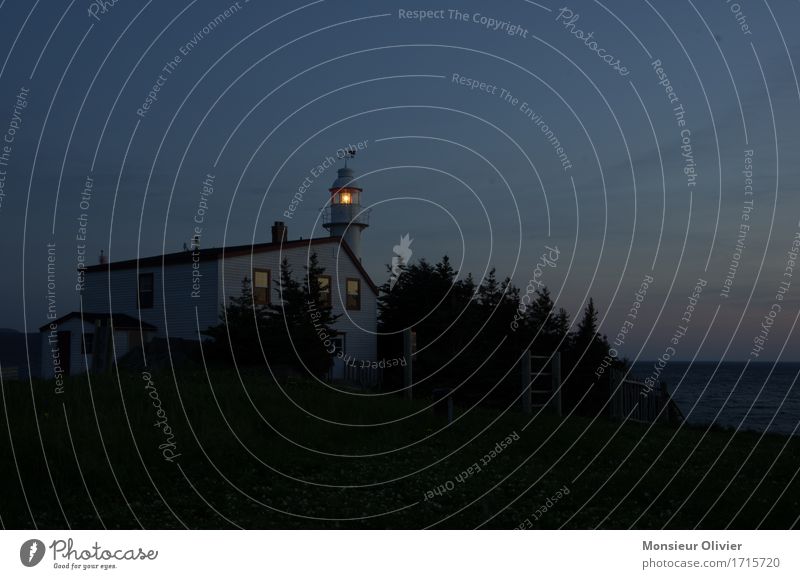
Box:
346;278;361;310
138;273;154;309
318;275;331;308
253;269;271;305
334;188;358;205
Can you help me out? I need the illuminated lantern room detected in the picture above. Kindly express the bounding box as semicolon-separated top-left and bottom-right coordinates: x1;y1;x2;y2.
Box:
323;148;369;259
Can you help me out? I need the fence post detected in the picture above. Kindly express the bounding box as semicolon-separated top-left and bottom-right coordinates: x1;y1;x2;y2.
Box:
609;368;621;419
91;320;112;374
521;350;532;414
403;328;413;400
550;351;562;417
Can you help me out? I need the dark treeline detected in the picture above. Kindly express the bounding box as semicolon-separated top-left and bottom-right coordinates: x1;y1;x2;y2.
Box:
204;253;339;378
203;253;625;415
378;256;626;414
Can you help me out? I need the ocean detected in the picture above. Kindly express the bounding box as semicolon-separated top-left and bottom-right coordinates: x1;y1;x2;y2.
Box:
631;361;800;437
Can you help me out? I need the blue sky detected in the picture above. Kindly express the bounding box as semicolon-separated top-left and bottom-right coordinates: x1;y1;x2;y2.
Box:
1;0;800;361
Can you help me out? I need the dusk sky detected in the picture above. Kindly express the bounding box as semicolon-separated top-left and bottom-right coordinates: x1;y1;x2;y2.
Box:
2;0;800;361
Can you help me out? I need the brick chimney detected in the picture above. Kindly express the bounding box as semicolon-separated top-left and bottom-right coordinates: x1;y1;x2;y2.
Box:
271;221;287;244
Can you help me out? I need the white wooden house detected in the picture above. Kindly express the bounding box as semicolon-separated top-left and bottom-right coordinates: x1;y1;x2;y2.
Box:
40;160;379;379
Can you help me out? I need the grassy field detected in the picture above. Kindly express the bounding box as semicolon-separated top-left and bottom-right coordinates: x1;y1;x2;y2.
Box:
1;368;798;529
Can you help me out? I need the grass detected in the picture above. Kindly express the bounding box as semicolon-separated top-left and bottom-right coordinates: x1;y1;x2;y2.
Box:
0;367;798;529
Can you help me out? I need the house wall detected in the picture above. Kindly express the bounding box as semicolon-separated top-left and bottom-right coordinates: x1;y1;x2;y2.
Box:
39;318;93;378
220;244;377;362
81;258;220;341
39;320;147;377
79;242;377;362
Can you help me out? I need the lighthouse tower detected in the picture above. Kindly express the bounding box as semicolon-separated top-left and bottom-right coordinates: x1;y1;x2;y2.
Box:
323;149;369;259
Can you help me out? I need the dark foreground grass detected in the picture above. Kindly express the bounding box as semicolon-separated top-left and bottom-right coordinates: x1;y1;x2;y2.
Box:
1;368;798;529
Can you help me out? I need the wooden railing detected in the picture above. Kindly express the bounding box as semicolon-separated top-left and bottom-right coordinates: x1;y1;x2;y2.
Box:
520;351;562;416
609;370;671;424
0;366;19;381
343;363;382;389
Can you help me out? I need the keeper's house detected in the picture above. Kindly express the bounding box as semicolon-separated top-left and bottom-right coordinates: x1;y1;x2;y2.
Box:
40;160;377;379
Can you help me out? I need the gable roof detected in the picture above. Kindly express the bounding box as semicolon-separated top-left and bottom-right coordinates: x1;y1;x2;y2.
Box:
40;312;158;332
84;236;379;294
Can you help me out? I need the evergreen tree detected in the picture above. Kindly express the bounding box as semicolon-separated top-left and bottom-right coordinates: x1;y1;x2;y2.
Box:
203;276;269;365
302;252;340;373
205;255;337;377
573;297;600;351
528;287;567;355
269;256;337;377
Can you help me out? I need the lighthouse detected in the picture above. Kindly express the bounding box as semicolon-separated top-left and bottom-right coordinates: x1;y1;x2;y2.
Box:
323;148;369;259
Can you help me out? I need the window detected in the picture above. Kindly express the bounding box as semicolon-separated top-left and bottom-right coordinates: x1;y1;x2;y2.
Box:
331;334;345;356
346;278;361;310
318;275;331;308
81;333;94;355
333;188;358;205
138;273;154;309
253;268;271;305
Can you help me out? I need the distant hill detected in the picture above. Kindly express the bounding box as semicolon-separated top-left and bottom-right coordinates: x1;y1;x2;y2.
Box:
0;328;40;379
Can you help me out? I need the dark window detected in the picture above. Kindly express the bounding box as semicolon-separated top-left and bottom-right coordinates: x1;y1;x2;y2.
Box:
318;275;331;308
80;333;94;355
253;268;271;305
346;278;361;310
332;334;345;355
138;273;154;309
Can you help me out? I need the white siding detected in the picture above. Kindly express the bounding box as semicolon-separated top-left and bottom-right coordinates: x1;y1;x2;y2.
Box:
39;318;92;377
220;244;377;362
39;321;153;378
81;258;220;341
77;242;377;362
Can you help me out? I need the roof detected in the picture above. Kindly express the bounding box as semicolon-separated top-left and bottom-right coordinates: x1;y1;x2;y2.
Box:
40;312;158;332
84;236;379;294
330;167;362;191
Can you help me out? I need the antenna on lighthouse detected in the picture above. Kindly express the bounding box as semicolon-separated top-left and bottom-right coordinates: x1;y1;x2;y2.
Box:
338;147;357;168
